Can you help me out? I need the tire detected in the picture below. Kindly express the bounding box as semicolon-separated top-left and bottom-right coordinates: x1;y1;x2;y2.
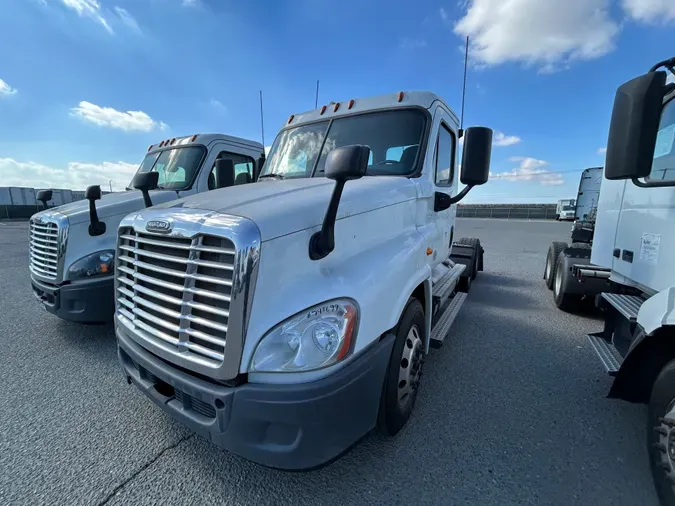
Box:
648;359;675;506
377;298;426;437
544;241;567;290
571;242;592;249
555;214;560;221
456;238;481;279
553;252;583;312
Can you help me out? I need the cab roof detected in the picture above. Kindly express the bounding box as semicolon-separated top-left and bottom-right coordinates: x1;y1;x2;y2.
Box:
148;133;263;154
283;91;459;130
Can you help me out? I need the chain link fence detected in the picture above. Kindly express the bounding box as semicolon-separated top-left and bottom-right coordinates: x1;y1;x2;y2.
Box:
457;204;559;220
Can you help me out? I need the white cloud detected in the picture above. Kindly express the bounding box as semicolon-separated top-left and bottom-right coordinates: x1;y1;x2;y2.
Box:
440;7;449;22
492;131;520;147
0;157;137;191
264;146;271;155
399;38;428;50
490;156;565;186
0;78;17;96
667;73;675;85
71;101;168;132
60;0;113;33
453;0;619;71
622;0;675;23
209;99;227;113
182;0;198;6
113;7;140;32
459;130;520;147
597;147;607;155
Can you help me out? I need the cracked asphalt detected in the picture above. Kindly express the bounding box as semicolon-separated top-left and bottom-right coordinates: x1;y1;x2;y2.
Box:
0;219;658;505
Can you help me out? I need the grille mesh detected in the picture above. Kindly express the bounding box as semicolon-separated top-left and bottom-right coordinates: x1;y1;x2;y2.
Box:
116;227;235;365
29;220;59;280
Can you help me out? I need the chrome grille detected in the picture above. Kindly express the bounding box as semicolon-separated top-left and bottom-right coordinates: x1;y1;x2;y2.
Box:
29;220;60;280
116;227;235;366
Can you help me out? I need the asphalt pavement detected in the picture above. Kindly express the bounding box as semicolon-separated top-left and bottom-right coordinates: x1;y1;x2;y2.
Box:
0;219;659;505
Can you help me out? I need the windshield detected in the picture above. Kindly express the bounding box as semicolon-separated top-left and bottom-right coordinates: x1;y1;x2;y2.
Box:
562;205;575;211
646;96;675;182
261;109;427;179
132;146;206;190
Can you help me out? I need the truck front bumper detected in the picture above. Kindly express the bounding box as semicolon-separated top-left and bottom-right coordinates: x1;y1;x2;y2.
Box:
31;275;114;323
117;329;395;470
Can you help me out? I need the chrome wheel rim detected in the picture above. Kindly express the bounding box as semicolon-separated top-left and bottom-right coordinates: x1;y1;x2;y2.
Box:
397;325;423;408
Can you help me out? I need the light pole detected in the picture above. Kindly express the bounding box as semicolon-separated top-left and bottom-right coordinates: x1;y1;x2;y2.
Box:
109;180;113;193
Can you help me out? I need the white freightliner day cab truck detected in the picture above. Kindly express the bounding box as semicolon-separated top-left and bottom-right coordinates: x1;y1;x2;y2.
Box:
28;133;265;323
551;58;675;504
555;198;576;221
543;166;603;301
114;92;492;470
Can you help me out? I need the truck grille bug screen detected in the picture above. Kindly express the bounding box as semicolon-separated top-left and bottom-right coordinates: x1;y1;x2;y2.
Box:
116;227;235;366
29;220;60;280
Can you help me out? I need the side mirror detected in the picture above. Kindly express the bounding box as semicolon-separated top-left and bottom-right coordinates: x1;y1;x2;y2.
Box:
460;127;492;186
36;189;52;209
132;171;159;208
85;185;106;236
324;145;370;182
309;145;370;260
605;71;666;180
215;158;235;189
85;185;101;201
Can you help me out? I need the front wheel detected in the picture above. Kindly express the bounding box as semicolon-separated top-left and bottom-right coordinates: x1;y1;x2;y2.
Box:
377;298;426;437
648;360;675;506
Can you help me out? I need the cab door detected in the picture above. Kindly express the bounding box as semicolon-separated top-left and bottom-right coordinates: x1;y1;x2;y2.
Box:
429;110;459;262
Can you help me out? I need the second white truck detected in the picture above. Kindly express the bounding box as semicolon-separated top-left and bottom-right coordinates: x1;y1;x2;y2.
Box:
29;133;265;323
114;91;491;469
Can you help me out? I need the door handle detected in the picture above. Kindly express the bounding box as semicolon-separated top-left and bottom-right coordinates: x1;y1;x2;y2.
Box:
622;250;634;263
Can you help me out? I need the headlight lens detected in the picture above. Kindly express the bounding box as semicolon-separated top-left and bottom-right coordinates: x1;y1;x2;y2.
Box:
67;250;115;280
250;299;358;373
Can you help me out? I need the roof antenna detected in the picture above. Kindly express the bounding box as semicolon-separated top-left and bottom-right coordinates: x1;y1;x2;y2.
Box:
459;35;469;139
315;80;320;108
259;90;265;148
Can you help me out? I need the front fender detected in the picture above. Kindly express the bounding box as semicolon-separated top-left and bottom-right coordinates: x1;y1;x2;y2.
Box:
637;287;675;336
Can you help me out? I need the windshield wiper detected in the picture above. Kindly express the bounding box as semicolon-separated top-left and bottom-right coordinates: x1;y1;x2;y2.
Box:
258;173;285;180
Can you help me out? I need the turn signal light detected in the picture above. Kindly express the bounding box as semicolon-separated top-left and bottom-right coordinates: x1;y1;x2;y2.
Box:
348;99;355;110
333;102;340;112
320;105;327;115
397;91;404;102
190;134;198;142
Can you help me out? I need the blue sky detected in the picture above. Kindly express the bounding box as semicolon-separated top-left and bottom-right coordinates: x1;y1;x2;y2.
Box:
0;0;674;202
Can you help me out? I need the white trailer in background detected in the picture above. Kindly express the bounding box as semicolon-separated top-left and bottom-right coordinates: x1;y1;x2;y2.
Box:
550;57;675;505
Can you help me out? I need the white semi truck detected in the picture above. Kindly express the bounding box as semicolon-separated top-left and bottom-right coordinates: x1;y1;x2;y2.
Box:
29;134;265;323
551;57;675;504
114;91;491;470
555;198;576;220
543;167;603;300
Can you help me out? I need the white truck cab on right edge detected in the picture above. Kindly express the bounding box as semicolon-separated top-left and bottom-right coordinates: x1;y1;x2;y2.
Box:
564;57;675;505
114;91;492;470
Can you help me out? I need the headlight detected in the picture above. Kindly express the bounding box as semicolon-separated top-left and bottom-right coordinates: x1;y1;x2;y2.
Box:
67;250;115;280
250;299;359;373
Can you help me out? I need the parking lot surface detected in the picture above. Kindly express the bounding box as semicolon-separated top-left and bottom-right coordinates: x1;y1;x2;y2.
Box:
0;219;658;505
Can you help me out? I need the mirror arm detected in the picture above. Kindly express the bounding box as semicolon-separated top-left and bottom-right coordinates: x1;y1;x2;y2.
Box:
309;181;345;260
140;190;153;208
447;185;474;205
87;193;106;236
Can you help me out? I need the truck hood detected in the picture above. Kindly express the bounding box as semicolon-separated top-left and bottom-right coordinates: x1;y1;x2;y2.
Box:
36;190;184;225
153;177;419;242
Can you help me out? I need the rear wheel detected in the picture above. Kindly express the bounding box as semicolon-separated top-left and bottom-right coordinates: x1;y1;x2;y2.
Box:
456;237;482;279
378;298;426;437
544;241;567;290
553;252;583;312
648;360;675;506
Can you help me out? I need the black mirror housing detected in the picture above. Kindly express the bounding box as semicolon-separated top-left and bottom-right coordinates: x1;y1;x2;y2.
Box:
324;145;370;182
133;171;159;191
605;71;666;180
460;127;492;186
85;185;102;201
215;158;235;189
36;189;52;203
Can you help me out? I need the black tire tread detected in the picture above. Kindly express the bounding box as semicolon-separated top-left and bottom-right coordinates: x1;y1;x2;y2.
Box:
648;359;675;506
457;237;482;279
553;251;583;312
545;241;567;290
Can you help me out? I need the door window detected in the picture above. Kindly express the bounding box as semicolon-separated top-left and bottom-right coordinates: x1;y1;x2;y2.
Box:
208;152;255;190
646;97;675;183
434;124;455;186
